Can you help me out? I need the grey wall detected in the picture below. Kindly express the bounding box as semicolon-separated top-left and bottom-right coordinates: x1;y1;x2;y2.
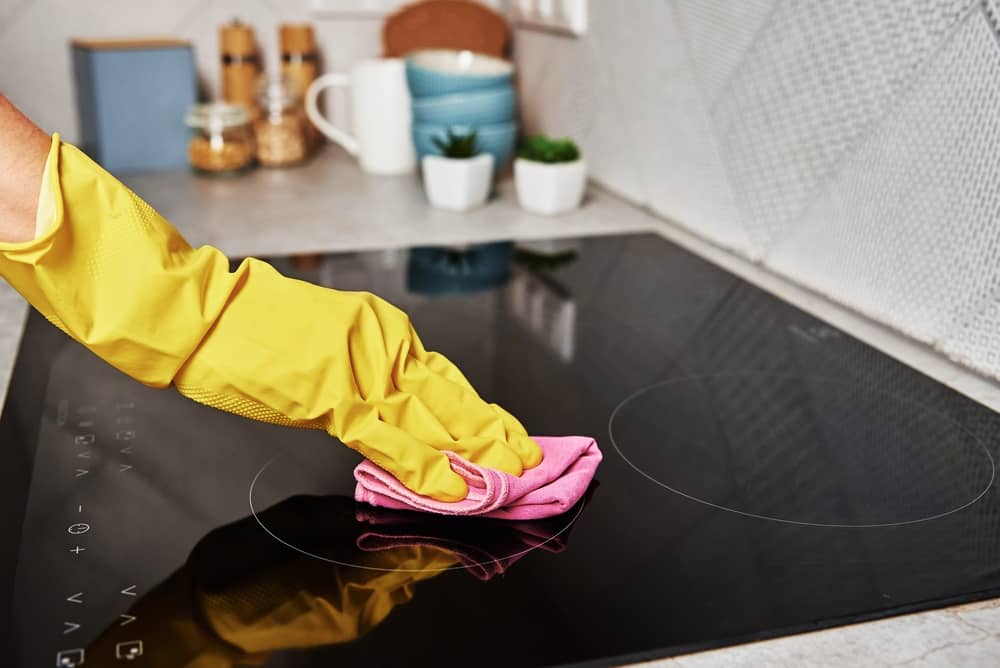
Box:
0;0;384;142
515;0;1000;382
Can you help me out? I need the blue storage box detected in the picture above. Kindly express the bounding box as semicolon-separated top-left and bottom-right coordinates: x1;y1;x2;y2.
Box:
71;38;197;173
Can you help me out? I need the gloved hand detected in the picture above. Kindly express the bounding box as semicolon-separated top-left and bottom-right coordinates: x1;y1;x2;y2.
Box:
0;134;542;500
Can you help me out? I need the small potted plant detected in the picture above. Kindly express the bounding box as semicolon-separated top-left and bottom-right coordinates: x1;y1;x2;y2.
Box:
514;134;586;215
422;130;494;212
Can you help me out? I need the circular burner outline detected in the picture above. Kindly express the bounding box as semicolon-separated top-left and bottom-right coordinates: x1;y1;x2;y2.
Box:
608;373;997;528
248;455;587;572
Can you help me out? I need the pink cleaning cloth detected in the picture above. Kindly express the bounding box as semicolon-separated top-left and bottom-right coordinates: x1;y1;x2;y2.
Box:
353;436;602;520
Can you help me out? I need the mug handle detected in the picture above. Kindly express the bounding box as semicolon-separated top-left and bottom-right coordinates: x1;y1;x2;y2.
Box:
305;73;360;156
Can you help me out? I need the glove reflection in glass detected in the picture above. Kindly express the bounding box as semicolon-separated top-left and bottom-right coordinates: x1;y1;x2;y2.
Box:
84;492;589;666
0;135;543;502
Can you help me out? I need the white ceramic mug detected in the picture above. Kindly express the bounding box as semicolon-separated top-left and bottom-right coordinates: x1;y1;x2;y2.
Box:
305;59;416;174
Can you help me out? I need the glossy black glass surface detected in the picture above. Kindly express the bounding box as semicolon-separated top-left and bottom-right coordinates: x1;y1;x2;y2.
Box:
4;233;1000;667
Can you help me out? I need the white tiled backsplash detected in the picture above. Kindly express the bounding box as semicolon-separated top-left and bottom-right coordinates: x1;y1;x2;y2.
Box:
515;0;1000;383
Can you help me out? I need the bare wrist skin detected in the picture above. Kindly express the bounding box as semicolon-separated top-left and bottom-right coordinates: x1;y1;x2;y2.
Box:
0;94;50;244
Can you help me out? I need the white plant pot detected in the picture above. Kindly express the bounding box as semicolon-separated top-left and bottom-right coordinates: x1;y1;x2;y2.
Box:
514;158;587;215
421;153;494;212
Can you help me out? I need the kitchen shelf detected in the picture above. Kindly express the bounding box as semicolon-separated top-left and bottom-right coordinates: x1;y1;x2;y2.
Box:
123;145;659;259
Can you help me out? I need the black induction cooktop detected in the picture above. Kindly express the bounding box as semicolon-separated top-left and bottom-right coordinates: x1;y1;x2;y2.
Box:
4;233;1000;668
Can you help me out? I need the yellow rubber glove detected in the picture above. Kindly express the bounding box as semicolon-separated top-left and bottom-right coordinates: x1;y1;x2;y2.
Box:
0;134;542;500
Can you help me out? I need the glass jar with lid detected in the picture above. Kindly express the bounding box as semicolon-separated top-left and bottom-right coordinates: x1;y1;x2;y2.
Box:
185;103;254;175
254;76;308;167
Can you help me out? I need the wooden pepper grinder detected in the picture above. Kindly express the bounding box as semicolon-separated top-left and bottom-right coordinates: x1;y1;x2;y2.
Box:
279;23;320;151
220;19;261;120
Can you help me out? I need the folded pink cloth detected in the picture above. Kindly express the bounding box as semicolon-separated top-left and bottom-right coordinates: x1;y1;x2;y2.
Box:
353;436;602;520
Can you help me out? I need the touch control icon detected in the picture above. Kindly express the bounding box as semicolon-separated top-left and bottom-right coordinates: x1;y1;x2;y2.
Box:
56;648;84;666
115;640;143;660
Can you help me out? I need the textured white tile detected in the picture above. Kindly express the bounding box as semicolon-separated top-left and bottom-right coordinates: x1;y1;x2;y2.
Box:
714;0;974;258
940;297;1000;381
671;0;776;105
766;9;1000;376
587;0;747;254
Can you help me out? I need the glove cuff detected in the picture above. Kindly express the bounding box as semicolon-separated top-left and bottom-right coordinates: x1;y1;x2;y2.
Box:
0;134;240;387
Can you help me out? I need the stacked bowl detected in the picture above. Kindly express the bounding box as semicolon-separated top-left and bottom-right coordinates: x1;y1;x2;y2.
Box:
406;49;518;172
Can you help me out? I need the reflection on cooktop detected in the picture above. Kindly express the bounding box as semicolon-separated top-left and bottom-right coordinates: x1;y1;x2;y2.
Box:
83;494;588;667
6;233;1000;667
610;374;996;527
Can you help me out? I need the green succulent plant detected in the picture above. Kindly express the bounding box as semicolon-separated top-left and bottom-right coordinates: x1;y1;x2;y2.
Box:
432;130;480;159
517;134;581;163
514;248;579;272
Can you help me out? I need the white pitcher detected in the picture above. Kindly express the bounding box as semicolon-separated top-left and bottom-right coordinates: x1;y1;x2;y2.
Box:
305;58;416;175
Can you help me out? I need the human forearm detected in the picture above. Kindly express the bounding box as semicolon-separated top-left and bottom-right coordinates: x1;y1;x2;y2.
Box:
0;94;49;243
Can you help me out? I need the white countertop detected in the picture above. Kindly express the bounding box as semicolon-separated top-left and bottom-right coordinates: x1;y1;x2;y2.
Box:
3;146;1000;666
124;146;654;258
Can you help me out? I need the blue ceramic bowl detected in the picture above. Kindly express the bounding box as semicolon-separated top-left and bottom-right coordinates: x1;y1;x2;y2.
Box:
407;242;514;295
413;121;518;169
406;49;514;98
412;86;516;126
